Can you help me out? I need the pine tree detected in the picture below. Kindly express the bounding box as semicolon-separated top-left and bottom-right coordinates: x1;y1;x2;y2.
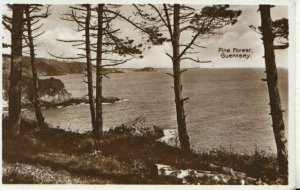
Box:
3;5;25;136
23;4;51;128
115;4;241;152
259;5;288;176
51;5;142;137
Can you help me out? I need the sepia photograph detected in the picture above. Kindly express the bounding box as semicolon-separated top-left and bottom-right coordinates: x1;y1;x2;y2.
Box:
0;1;297;187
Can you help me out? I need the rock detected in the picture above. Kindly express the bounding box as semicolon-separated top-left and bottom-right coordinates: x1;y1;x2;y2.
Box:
182;178;188;184
176;170;190;179
219;174;230;183
156;164;174;176
197;170;211;174
208;164;235;176
208;163;222;171
245;177;257;184
256;178;263;185
154;163;250;185
157;129;179;147
239;179;245;185
22;95;121;109
39;77;72;104
79;96;120;104
194;172;205;178
211;175;220;183
17;76;72;106
228;177;240;184
134;67;155;72
8;73;122;109
234;171;246;179
102;96;120;103
102;68;124;73
109;117;164;139
222;166;235;176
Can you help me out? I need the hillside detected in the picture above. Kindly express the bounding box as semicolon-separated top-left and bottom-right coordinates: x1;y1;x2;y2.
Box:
2;55;86;92
2;55;125;89
2;55;86;77
2;116;286;184
2;55;123;105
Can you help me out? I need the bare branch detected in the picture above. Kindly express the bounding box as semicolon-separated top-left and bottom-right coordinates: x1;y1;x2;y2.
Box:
47;49;85;60
101;73;110;79
180;69;188;74
181;57;211;63
192;44;207;48
148;4;169;30
2;17;12;31
165;72;174;77
104;9;148;34
32;30;45;39
166;52;173;59
179;16;215;58
181;97;189;102
2;43;11;48
163;4;173;39
274;44;288;49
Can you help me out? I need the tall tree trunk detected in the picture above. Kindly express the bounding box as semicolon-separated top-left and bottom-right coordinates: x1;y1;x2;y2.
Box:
259;5;288;175
24;6;45;128
94;4;104;138
172;4;191;152
85;4;96;129
9;5;24;136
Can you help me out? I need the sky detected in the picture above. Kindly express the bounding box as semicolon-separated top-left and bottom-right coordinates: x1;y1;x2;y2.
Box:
2;5;289;68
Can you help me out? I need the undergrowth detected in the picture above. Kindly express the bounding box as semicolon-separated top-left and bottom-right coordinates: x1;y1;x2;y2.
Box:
2;116;285;184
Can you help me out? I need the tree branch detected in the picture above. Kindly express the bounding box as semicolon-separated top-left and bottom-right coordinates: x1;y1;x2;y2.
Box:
181;57;211;63
163;4;173;39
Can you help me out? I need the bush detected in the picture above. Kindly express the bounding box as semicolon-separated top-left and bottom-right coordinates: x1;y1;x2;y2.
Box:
107;117;164;140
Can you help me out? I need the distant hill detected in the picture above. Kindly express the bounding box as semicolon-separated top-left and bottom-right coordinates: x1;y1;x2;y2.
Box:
2;55;86;90
2;54;86;77
2;55;128;78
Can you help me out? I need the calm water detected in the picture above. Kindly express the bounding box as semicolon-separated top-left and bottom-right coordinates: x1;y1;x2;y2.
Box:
24;68;288;153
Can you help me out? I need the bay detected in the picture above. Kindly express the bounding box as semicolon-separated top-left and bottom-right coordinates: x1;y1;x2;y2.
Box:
23;68;288;153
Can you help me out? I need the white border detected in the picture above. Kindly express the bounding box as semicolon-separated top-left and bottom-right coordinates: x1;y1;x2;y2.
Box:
0;0;297;189
0;0;295;5
0;1;4;189
296;0;300;188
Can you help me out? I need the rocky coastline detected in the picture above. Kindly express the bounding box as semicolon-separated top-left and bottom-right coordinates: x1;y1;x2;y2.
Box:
21;96;121;109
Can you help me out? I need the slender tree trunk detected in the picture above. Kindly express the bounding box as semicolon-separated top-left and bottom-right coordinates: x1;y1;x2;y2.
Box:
24;6;45;128
172;4;190;152
85;4;96;129
95;4;104;138
9;5;24;136
259;5;288;175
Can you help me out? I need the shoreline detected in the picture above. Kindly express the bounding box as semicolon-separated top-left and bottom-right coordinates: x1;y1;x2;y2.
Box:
2;96;121;110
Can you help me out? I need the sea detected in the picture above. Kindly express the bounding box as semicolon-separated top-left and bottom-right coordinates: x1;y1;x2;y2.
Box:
23;68;288;154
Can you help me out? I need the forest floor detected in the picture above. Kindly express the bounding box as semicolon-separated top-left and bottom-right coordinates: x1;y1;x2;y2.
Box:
2;116;287;185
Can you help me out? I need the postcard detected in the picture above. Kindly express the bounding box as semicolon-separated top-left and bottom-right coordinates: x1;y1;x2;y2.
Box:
0;0;298;189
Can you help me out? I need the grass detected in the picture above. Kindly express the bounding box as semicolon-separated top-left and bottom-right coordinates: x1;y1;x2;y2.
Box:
194;147;280;183
2;116;286;184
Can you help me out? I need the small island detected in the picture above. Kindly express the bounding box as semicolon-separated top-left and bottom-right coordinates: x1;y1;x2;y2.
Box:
134;67;155;72
102;68;124;74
